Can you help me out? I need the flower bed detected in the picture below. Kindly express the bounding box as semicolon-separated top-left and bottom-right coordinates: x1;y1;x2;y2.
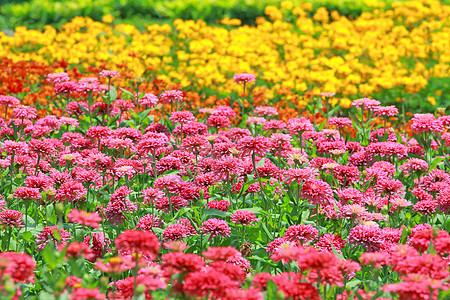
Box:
0;68;450;299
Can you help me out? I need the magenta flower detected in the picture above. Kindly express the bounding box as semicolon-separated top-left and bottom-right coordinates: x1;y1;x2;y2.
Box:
233;73;256;83
200;218;231;240
230;210;259;226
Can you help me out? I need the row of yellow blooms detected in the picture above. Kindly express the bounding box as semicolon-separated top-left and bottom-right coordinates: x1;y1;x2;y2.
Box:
0;0;448;108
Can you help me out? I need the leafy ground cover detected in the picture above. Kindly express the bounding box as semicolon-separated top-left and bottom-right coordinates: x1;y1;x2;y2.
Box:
2;0;442;30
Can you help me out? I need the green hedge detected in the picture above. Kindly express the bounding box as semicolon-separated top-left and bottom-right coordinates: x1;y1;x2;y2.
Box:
0;0;449;31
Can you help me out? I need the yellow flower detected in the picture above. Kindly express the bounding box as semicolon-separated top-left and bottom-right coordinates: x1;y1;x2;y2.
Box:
427;96;436;106
102;14;115;24
281;1;293;10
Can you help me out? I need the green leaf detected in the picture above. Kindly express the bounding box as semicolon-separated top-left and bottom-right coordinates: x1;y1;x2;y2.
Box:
241;207;262;214
346;278;361;289
430;156;445;170
256;159;265;167
139;108;152;121
42;245;58;269
261;223;273;240
120;87;135;99
108;86;117;103
205;209;231;218
20;231;33;242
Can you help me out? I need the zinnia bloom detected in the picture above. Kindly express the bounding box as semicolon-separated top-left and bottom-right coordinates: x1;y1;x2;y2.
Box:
35;225;71;252
115;229;160;259
233;73;256;83
411;113;444;134
159;90;184;103
67;209;102;228
0;252;36;283
200;218;231;240
301;179;334;205
230;210;259;226
0;210;24;229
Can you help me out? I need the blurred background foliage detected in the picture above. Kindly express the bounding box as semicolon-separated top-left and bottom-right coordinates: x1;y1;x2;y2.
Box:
2;0;449;31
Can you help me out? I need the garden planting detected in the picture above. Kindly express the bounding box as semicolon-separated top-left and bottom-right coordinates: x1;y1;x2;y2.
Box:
0;0;450;299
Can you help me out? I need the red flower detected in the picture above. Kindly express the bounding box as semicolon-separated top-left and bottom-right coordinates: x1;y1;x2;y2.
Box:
183;269;239;298
162;252;205;273
0;252;36;283
115;230;160;259
115;275;167;299
69;287;105;300
203;246;240;261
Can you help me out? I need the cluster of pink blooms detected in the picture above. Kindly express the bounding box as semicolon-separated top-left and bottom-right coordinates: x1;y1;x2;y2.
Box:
2;67;450;300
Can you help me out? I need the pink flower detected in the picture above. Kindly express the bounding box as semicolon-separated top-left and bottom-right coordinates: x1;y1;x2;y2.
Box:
315;234;346;253
0;95;20;107
254;106;278;116
154;175;182;193
115;229;160;259
139;93;159;107
54;81;78;96
351;97;381;111
230;210;259;226
87;126;113;140
369;128;397;143
207;200;231;211
211;156;243;180
263;120;287;131
283;224;319;244
12;105;37;119
348;225;384;251
207;115;231;128
413;200;437;215
55;180;87;203
0;252;36;283
181;136;211;155
284;168;318;185
162;223;189;241
67;209;102;228
374;105;398;117
141;188;165;205
411;113;444;134
236;135;273;158
136;214;163;230
35;225;71;252
287;117;314;134
69;287;105;300
375;177;404;195
159;90;184;103
400;158;428;174
328;117;352;128
233;73;256;83
201;218;231;240
170;111;195;124
28;139;55;156
382;274;447;300
99;70;120;78
106;199;137;225
47;72;70;84
13;187;42;201
203;246;240;261
0;210;24;229
212;106;237;118
301;179;334;205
